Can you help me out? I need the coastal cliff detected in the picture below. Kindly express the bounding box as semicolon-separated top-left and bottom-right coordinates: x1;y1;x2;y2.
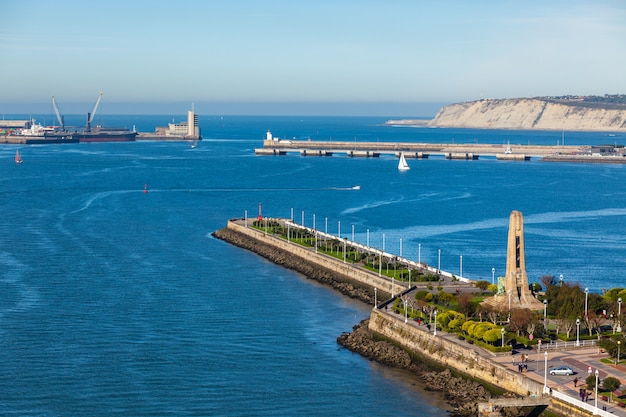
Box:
390;98;626;131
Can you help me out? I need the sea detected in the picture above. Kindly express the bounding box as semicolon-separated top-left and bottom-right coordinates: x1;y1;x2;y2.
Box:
1;114;625;416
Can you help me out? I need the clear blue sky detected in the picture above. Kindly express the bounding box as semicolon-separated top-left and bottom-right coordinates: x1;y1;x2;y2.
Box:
1;0;625;116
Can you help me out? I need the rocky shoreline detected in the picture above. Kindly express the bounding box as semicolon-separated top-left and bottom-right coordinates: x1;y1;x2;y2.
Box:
213;225;522;416
337;319;501;417
212;227;376;304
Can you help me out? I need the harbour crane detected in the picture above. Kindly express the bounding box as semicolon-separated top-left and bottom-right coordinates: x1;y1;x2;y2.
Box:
51;96;65;131
86;92;103;132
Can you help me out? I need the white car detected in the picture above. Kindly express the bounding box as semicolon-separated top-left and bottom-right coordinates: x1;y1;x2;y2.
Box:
549;366;574;376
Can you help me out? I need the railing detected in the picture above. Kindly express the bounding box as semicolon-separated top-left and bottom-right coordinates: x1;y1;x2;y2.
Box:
550;388;614;416
539;339;598;351
282;219;472;283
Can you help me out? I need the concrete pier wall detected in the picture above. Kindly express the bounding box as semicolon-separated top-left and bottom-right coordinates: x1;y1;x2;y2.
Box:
226;220;399;296
368;309;544;397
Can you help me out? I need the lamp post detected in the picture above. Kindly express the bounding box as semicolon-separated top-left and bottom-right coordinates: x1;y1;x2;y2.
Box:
338;220;341;239
585;287;589;319
437;249;441;272
366;229;370;248
418;243;421;266
459;255;463;278
404;298;408;323
374;288;377;309
313;214;317;253
618;340;622;365
343;239;346;264
244;210;248;227
508;290;512;312
576;318;581;346
543;350;548;393
434;310;438;336
351;224;354;242
559;274;563;286
382;233;385;252
501;327;505;347
618;297;623;333
543;300;548;330
301;210;304;226
594;369;599;413
290;207;294;221
491;267;495;285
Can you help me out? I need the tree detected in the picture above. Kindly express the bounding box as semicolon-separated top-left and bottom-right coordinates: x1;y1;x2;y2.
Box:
603;376;621;401
483;328;502;346
456;293;473;316
586;374;598;388
540;275;555;289
509;308;534;336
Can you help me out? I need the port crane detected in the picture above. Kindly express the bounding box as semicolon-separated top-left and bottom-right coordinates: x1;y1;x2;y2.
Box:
51;96;65;131
86;92;103;132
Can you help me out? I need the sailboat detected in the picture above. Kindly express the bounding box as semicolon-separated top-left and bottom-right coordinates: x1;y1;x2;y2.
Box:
398;152;410;171
15;150;23;164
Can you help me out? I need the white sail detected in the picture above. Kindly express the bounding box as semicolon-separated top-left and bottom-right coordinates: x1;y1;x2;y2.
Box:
398;152;410;171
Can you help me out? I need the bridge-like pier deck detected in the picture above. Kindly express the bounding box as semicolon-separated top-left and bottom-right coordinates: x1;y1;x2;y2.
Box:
255;139;585;160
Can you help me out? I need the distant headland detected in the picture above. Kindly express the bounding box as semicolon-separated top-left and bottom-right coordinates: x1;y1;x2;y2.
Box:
387;94;626;132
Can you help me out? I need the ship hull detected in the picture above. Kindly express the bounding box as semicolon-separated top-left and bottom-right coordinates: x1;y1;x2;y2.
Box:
76;132;137;143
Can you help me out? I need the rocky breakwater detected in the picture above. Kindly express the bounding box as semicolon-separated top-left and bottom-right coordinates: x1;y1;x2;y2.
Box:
337;319;509;417
212;226;375;304
429;98;626;131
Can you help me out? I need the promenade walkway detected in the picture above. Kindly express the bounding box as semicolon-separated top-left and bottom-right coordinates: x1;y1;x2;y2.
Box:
382;304;626;417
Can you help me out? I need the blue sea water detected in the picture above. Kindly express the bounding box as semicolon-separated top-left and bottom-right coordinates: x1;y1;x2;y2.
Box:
1;115;626;416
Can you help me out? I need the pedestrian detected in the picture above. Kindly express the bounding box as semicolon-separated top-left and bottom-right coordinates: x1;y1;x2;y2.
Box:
574;377;578;387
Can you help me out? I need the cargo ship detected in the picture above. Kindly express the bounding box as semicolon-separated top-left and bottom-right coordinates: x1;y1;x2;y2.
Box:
74;126;137;142
69;93;137;142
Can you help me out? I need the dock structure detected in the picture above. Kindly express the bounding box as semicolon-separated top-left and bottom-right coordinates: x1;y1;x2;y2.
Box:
254;138;586;160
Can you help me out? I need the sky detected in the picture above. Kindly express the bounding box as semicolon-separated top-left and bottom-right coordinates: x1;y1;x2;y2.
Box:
1;0;625;116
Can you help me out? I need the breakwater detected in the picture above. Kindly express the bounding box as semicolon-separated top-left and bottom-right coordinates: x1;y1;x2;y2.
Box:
214;218;598;417
255;139;584;159
212;219;396;303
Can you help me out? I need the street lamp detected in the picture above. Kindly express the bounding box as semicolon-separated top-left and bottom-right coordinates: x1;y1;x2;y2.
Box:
508;290;512;312
559;274;563;286
418;243;421;266
617;340;622;366
618;297;623;333
501;327;505;347
434;310;438;336
576;318;581;346
459;255;463;278
594;369;599;413
437;249;441;272
374;288;377;309
543;350;548;393
351;224;354;242
543;300;548;330
585;287;589;319
404;298;408;323
491;267;495;285
366;229;370;247
338;220;341;239
343;239;347;263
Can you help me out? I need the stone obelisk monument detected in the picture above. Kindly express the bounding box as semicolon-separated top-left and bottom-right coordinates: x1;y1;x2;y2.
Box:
484;210;543;310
